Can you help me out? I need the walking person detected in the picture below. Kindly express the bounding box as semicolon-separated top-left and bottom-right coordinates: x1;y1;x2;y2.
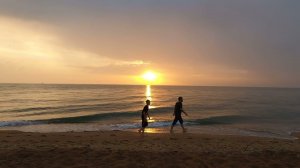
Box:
170;97;188;133
138;100;151;133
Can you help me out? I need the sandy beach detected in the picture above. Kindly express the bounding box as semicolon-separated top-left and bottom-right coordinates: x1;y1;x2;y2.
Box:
0;131;299;168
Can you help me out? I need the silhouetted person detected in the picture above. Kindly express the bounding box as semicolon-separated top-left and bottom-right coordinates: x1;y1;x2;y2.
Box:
138;100;151;133
170;97;188;133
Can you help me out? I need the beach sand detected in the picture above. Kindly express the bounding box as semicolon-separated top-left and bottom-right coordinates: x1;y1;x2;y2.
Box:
0;130;299;168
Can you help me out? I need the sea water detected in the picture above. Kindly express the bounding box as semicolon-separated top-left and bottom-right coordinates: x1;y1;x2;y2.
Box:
0;84;299;139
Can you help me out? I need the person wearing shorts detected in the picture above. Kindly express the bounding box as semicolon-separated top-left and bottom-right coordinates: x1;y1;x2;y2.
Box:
138;100;151;133
170;97;188;133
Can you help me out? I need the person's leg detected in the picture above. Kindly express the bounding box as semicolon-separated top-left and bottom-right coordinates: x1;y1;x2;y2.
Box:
139;120;146;133
179;117;186;132
170;118;178;132
138;127;143;133
139;116;144;133
140;121;148;133
143;122;148;133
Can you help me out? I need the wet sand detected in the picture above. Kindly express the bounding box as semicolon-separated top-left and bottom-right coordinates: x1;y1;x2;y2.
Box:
0;130;299;168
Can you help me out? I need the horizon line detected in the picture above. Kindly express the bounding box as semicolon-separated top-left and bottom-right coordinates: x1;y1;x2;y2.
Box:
0;82;299;89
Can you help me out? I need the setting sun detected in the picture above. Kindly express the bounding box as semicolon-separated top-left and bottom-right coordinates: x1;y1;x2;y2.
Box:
134;70;163;85
143;71;157;82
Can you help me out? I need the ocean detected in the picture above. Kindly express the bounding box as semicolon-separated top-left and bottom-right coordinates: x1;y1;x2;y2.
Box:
0;84;299;139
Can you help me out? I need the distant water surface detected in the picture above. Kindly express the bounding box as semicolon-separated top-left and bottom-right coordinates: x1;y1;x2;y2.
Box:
0;84;299;139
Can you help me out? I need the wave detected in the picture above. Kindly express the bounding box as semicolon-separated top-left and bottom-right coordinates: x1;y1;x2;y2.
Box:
0;101;143;115
41;106;173;124
0;103;118;113
188;115;258;125
0;120;42;127
0;106;174;127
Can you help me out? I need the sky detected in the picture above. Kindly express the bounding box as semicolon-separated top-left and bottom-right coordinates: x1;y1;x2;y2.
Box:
0;0;299;87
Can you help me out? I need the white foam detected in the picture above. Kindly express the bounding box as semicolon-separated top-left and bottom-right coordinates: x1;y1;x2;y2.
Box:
111;121;171;130
0;121;39;127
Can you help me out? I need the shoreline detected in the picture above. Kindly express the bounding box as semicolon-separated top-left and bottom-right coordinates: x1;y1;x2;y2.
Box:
1;130;299;168
1;123;299;140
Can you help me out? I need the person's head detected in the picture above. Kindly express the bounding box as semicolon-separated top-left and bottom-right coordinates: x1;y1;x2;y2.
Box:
178;97;183;102
146;99;151;105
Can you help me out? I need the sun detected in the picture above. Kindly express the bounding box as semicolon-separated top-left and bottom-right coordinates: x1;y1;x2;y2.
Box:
142;71;157;82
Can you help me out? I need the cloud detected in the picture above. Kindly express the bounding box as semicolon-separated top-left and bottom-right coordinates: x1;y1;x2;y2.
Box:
0;0;299;86
0;16;151;84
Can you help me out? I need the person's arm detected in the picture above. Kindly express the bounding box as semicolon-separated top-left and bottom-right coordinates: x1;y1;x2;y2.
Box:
142;110;149;120
142;111;146;120
181;104;188;116
173;103;177;116
146;106;150;119
181;106;188;116
142;106;148;119
182;110;188;116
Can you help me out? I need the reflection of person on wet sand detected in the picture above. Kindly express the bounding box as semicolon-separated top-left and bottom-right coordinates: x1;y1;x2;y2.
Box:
138;100;151;133
170;97;188;133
